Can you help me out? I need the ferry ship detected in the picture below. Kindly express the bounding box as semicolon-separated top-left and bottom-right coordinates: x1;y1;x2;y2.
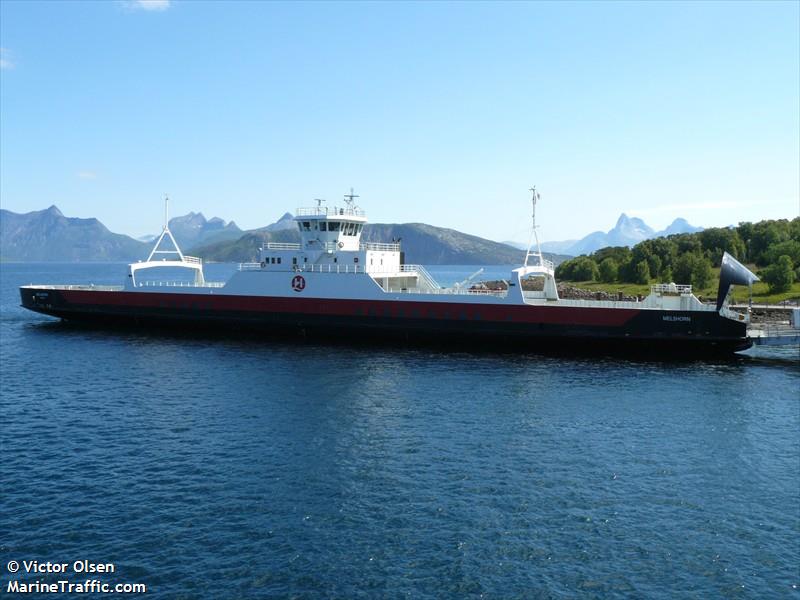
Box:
20;190;761;354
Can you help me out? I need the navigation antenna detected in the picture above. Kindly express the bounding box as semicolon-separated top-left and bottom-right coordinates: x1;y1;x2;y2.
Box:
344;187;359;211
315;198;326;208
524;187;544;268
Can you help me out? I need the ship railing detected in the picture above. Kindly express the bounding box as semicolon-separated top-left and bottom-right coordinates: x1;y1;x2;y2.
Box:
360;242;401;252
749;322;800;338
265;242;302;250
239;263;369;273
137;280;225;288
387;287;507;298
651;283;692;295
298;264;366;274
524;256;555;271
181;255;203;265
239;263;263;271
297;206;366;217
25;284;124;291
400;264;441;290
543;297;643;309
298;240;341;252
261;241;401;252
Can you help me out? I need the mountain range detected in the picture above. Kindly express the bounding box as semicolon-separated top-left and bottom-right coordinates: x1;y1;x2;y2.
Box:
166;212;242;248
0;206;568;265
0;206;146;262
0;205;700;264
539;214;702;256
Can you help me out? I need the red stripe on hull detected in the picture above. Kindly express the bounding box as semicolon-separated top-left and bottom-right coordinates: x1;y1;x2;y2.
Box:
58;290;639;327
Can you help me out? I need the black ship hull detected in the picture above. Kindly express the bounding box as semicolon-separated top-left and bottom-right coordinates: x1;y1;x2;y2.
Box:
20;287;752;355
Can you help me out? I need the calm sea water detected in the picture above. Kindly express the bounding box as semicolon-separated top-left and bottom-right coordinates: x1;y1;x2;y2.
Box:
1;263;798;599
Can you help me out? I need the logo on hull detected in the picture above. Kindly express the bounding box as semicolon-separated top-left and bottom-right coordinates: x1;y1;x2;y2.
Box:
291;275;306;292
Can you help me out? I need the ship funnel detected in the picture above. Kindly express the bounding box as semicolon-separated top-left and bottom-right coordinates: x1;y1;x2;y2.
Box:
716;252;759;311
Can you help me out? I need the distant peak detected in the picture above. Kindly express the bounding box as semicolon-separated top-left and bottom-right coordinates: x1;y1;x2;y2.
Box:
615;213;630;226
46;205;63;217
171;211;206;223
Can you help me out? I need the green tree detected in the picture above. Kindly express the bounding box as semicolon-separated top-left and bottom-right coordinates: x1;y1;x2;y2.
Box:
555;258;577;280
647;237;677;271
598;258;618;282
699;228;746;266
555;256;599;281
647;254;662;280
674;234;702;255
749;220;791;266
594;246;632;281
761;255;796;293
673;254;691;285
592;246;632;265
572;257;599;281
661;266;673;283
634;260;650;284
691;256;714;289
736;221;754;262
763;240;800;267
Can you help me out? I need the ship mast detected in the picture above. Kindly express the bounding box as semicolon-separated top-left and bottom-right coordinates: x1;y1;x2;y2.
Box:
344;187;359;212
147;194;185;262
524;187;544;268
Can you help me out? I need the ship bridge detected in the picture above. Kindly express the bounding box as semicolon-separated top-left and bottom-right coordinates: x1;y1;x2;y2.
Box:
294;197;368;253
255;190;439;293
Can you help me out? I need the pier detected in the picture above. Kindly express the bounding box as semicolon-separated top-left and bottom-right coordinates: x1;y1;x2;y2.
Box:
741;305;800;347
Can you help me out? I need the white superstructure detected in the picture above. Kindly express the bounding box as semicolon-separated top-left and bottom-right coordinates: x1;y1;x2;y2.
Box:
254;190;433;293
111;189;755;321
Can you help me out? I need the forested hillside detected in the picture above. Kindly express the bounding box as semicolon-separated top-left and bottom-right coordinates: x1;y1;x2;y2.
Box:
555;218;800;294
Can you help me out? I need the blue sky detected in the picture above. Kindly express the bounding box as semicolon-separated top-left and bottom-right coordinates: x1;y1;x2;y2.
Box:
1;0;798;243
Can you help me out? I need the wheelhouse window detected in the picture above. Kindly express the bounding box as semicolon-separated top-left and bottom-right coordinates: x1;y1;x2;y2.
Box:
329;222;340;232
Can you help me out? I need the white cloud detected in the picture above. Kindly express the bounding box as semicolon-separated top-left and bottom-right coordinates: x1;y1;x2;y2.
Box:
77;171;98;180
122;0;171;11
0;48;14;70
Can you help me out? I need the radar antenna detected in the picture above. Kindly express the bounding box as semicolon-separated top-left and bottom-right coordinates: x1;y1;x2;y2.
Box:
344;187;359;210
315;198;327;209
524;187;544;268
